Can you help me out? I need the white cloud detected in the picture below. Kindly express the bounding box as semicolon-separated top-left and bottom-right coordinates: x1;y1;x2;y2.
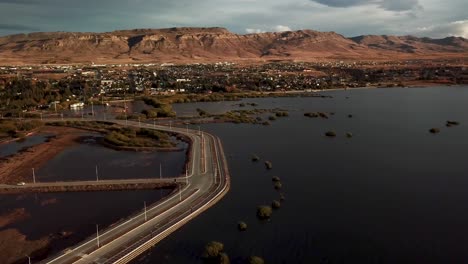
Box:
273;25;292;32
245;28;265;34
415;20;468;38
309;0;421;11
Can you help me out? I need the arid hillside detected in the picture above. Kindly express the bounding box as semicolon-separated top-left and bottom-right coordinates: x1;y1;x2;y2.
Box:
0;27;467;64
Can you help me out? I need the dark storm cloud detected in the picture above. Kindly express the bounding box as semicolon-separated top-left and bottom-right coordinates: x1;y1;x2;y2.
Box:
310;0;421;11
0;0;465;38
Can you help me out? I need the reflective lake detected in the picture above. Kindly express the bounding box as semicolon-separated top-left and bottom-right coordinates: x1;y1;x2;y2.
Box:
0;134;51;158
134;86;468;264
37;136;188;182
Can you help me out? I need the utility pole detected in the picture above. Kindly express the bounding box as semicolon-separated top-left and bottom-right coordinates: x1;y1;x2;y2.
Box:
159;163;162;179
96;224;100;248
144;201;147;222
60;113;63;121
26;255;31;264
198;126;201;136
91;101;94;117
186;166;189;185
96;165;99;181
124;100;128;125
40;113;43;121
32;168;36;184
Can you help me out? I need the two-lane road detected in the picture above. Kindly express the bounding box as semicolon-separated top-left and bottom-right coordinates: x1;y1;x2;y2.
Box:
39;119;230;264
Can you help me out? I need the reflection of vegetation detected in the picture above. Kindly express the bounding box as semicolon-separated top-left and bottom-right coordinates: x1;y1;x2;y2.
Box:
274;181;282;190
319;112;329;119
304;112;319;118
429;128;440;134
446;120;460;127
280;193;286;201
197;108;209;117
325;131;337;137
238;221;248;231
257;206;273;220
252;154;260;162
249;256;265;264
275;111;289;117
202;241;230;264
0;120;43;139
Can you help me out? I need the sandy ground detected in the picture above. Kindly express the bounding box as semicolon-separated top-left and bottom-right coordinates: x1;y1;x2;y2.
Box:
0;229;50;264
0;208;29;229
0;126;85;184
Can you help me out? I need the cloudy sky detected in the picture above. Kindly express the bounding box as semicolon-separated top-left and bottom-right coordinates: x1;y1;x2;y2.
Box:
0;0;466;38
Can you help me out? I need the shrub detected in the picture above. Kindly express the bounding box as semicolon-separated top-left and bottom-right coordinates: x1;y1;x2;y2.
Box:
274;181;282;190
257;206;273;219
272;200;281;209
275;111;289;117
446;121;460;127
268;116;277;121
346;132;353;138
197;108;208;116
272;176;281;182
279;193;286;201
249;256;265;264
318;112;329;119
325;131;337;137
304;112;319;118
429;128;440;134
202;241;224;259
252;154;260;162
238;221;248;231
265;161;273;170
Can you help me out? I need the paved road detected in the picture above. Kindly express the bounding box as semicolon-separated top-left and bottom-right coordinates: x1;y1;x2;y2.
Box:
38;119;229;264
0;178;180;190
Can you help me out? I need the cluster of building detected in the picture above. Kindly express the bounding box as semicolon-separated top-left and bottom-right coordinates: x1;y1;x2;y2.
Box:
0;60;467;100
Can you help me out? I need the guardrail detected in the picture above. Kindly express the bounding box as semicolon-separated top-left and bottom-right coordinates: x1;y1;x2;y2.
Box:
110;133;230;264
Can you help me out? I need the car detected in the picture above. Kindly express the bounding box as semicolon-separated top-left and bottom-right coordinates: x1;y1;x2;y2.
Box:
16;182;26;186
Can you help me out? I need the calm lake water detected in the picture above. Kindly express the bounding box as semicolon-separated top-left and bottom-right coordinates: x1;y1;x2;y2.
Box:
0;190;171;258
0;134;51;158
37;136;188;182
134;86;468;264
0;135;186;261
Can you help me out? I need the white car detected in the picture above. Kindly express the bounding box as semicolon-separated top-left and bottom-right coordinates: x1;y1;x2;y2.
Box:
16;182;26;186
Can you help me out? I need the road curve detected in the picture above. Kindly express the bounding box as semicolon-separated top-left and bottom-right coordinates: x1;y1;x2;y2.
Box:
37;119;230;264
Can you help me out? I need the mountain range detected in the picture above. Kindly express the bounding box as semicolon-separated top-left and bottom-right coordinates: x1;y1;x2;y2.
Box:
0;27;467;64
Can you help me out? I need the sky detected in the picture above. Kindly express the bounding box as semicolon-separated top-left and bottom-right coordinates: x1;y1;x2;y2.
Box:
0;0;467;38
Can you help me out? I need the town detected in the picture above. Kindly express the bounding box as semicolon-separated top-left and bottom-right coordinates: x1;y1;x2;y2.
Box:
0;60;467;113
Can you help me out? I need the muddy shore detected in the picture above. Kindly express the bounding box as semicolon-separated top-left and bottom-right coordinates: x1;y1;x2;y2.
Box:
0;126;85;184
